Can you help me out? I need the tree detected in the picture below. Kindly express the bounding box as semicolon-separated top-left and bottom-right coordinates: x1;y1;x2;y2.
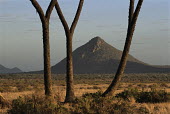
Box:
30;0;56;98
102;0;144;96
55;0;84;102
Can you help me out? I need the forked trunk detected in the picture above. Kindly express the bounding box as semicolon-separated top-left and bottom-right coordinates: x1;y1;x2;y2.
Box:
30;0;56;99
55;0;84;103
102;0;143;96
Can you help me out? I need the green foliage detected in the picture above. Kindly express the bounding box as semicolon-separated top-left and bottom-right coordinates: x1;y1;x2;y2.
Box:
70;91;146;114
116;88;170;103
7;91;163;114
138;107;150;114
136;89;169;103
116;88;139;100
82;91;103;99
8;95;68;114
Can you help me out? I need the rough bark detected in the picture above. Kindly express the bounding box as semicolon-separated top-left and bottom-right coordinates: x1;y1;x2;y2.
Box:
129;0;135;26
65;35;75;102
43;22;53;96
55;0;84;102
102;0;143;97
30;0;56;98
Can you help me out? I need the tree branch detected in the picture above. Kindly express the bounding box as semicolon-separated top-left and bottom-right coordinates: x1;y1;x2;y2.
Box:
70;0;84;34
102;0;143;97
45;0;57;22
55;0;70;34
130;0;143;27
128;0;135;26
30;0;46;23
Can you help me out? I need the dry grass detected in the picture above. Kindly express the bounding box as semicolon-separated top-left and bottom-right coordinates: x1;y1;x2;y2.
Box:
55;83;170;114
1;83;170;102
1;83;170;113
1;91;34;102
136;103;170;114
0;108;8;114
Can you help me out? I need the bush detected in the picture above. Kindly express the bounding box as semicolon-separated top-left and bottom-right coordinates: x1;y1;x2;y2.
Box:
82;91;103;99
8;94;68;114
0;86;13;92
71;91;146;114
0;95;11;109
116;88;139;101
7;91;153;114
136;89;169;103
116;88;170;103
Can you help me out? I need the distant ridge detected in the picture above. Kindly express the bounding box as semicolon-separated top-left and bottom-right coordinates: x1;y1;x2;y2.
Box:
50;36;170;74
0;64;22;74
153;65;170;68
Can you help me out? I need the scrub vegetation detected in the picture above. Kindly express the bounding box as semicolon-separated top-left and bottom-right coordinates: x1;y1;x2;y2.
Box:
0;73;170;114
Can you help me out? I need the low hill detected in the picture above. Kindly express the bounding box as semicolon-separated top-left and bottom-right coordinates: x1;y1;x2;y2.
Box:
0;64;22;74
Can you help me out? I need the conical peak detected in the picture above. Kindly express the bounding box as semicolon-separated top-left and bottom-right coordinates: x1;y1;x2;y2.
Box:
88;36;105;46
90;36;103;42
86;36;106;53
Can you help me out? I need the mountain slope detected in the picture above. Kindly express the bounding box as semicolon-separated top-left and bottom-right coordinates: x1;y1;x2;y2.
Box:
51;36;170;74
0;64;22;74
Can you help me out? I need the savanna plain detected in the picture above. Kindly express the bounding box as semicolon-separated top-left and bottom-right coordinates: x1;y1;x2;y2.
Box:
0;73;170;114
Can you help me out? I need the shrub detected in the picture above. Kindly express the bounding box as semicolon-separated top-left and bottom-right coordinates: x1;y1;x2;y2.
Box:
82;91;103;99
7;91;154;114
0;95;11;109
116;88;139;101
136;89;169;103
116;88;170;103
92;86;101;89
8;94;68;114
0;85;13;92
71;91;145;114
16;84;28;92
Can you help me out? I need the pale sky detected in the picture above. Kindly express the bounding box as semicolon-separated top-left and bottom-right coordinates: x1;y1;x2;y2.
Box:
0;0;170;71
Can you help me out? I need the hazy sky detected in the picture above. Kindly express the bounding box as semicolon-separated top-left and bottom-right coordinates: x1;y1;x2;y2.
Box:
0;0;170;71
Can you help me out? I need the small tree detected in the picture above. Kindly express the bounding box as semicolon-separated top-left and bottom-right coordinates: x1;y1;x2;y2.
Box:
102;0;144;96
30;0;56;98
55;0;84;102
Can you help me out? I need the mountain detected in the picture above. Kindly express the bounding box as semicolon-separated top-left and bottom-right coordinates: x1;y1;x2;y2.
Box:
51;36;170;74
0;64;22;74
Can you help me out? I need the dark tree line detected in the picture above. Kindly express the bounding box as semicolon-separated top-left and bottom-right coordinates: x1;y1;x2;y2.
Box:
29;0;143;102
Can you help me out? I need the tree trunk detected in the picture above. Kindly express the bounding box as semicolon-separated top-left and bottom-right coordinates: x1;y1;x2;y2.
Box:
65;34;75;102
54;0;84;103
102;0;143;97
43;22;53;97
102;29;134;96
30;0;55;99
